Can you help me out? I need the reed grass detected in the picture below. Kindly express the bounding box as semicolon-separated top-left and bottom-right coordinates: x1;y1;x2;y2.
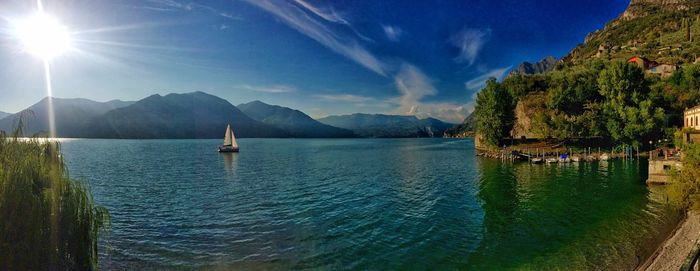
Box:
0;129;110;270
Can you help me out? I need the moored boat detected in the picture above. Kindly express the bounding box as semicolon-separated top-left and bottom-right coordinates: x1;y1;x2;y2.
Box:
218;124;239;153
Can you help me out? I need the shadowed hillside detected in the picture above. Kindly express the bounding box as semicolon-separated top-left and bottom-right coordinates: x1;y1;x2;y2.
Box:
0;98;132;137
238;101;356;138
317;113;455;138
85;92;289;139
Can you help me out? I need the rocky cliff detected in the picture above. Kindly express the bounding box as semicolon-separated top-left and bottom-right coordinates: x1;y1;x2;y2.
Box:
507;56;558;78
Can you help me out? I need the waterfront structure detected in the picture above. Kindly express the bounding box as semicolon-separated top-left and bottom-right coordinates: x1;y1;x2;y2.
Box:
647;149;682;185
684;105;700;144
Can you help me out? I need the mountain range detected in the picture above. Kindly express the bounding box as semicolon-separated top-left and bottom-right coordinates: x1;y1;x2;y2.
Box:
507;56;558;78
0;111;10;120
317;113;455;138
238;101;355;138
84;92;288;139
0;98;133;137
0;92;456;138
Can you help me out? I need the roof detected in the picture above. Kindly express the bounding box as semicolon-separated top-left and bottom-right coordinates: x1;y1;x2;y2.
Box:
686;104;700;113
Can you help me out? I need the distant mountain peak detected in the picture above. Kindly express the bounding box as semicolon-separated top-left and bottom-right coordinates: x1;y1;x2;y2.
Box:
507;56;558;77
238;101;356;138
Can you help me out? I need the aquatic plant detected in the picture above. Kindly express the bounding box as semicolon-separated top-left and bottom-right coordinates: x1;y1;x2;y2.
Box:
0;129;110;270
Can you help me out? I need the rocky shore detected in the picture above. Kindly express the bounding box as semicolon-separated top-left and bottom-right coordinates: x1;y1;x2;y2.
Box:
639;211;700;271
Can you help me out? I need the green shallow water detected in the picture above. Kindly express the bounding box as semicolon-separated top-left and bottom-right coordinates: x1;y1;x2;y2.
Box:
58;138;680;270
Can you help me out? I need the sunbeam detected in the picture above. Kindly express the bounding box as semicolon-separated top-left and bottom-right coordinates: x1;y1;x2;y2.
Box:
42;61;55;138
9;0;73;138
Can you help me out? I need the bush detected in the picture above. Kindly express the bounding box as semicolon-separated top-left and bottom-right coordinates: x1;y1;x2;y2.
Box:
0;131;109;270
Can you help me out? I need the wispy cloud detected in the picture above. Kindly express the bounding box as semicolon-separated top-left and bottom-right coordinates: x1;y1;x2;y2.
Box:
385;63;466;123
237;84;296;93
292;0;373;42
393;63;437;114
450;28;491;66
243;0;386;76
382;25;403;42
464;66;511;91
314;94;374;103
143;0;242;20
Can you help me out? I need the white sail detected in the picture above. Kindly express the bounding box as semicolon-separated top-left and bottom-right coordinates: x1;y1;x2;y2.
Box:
223;124;232;146
230;126;238;148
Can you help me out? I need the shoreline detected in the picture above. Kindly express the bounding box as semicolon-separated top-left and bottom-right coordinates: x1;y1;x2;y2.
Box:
638;211;700;271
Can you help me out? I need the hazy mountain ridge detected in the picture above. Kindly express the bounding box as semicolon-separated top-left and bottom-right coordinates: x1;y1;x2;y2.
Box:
238;101;356;138
317;113;455;138
0;111;10;120
85;92;289;139
0;98;133;137
1;92;460;139
444;112;475;138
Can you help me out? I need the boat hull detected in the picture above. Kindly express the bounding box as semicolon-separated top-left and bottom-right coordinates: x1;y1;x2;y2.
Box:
218;146;239;153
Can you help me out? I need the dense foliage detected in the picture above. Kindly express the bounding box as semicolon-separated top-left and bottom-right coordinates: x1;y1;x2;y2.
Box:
473;61;698;148
0;130;109;270
474;79;515;146
598;62;665;146
564;7;700;66
668;142;700;209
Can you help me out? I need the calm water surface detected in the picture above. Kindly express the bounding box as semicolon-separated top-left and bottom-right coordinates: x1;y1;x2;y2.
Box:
60;138;680;270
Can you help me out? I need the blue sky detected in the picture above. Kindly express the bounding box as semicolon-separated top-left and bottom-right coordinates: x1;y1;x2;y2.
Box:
0;0;629;122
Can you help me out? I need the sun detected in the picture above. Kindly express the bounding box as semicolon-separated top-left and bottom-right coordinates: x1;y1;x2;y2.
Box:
13;13;72;61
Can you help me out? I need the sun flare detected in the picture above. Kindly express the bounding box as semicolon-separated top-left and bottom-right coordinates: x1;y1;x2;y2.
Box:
13;13;72;61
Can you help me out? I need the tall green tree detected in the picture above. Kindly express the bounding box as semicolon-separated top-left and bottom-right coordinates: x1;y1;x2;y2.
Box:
475;79;515;146
597;61;664;147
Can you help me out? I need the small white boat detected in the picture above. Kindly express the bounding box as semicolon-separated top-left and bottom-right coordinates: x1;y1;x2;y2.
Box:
218;124;239;153
571;156;581;162
546;158;558;164
600;153;610;161
531;158;543;164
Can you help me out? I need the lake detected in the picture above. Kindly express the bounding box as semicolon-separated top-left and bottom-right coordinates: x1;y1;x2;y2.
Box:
59;138;680;270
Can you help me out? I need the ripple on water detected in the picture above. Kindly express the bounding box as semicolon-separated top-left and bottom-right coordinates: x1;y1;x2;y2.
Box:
59;139;678;270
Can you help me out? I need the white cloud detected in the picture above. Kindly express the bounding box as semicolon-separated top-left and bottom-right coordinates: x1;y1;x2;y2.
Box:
387;63;468;123
464;66;511;91
393;63;437;114
450;28;491;66
243;0;386;76
382;25;403;42
407;103;471;123
237;84;296;93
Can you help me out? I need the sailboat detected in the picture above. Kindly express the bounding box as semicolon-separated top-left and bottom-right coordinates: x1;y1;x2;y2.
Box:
218;124;239;153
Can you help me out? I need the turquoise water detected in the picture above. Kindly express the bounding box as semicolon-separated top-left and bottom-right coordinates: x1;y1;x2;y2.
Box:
59;138;680;270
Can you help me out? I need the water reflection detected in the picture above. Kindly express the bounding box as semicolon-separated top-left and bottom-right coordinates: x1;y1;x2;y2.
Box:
221;153;239;179
466;159;681;270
